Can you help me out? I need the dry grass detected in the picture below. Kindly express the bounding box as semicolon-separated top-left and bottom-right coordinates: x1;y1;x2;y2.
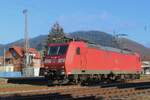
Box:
140;75;150;81
128;94;150;100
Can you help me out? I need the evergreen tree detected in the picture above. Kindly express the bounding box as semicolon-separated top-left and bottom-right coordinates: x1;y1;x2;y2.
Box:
44;22;72;57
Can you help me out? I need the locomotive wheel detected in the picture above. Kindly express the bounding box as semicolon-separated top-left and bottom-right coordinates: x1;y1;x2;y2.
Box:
136;74;140;79
60;79;69;85
47;80;53;86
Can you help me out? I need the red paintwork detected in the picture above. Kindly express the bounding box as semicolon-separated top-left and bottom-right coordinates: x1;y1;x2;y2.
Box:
44;43;68;70
44;55;65;69
65;41;141;75
44;41;141;75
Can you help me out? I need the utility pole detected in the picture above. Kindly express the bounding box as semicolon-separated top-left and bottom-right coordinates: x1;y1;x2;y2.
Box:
114;33;127;49
23;9;29;68
112;29;127;49
112;29;117;48
3;48;5;67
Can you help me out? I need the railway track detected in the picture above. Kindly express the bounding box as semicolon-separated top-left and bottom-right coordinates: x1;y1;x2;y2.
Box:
1;80;150;100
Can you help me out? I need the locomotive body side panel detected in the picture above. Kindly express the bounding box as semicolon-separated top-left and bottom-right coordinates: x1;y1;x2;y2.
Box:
65;41;141;75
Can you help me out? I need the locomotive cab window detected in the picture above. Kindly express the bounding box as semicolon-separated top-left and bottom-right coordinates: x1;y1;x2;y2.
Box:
48;45;68;56
76;47;80;55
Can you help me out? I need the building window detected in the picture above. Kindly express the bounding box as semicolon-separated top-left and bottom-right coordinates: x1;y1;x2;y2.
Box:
12;51;17;57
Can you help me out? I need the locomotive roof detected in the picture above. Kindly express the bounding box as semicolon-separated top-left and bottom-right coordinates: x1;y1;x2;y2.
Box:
66;35;134;55
48;34;134;55
87;43;134;55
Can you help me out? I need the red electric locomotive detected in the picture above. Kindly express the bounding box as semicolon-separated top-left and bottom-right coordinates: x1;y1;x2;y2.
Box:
44;41;141;85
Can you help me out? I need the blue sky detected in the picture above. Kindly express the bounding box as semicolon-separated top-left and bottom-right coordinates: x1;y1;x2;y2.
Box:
0;0;150;47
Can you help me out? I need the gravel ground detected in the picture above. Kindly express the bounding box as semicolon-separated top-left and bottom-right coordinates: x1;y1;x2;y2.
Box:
1;76;150;100
127;94;150;100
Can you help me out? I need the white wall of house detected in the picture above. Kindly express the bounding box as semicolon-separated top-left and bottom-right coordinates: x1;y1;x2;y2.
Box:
141;61;150;74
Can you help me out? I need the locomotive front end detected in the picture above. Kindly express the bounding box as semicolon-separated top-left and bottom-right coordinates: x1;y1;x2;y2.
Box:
44;43;69;84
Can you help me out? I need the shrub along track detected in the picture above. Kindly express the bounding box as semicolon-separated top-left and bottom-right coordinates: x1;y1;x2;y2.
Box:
1;79;150;100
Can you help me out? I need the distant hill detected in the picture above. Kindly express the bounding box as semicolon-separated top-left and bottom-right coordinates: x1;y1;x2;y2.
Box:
4;35;47;51
0;44;4;48
0;44;4;55
68;31;116;47
0;30;150;60
120;38;150;60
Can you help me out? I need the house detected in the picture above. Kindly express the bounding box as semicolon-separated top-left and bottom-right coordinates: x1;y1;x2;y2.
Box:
4;46;41;72
141;61;150;74
0;56;3;66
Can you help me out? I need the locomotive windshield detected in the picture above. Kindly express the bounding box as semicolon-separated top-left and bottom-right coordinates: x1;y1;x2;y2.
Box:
48;45;68;56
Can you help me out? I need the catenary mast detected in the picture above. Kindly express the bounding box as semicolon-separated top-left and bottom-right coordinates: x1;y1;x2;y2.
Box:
23;9;29;68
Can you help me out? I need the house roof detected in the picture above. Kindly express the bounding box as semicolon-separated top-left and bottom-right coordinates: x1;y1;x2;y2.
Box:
28;48;41;59
10;46;41;59
11;46;24;57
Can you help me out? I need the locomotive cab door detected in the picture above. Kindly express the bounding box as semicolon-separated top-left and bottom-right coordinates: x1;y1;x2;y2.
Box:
78;47;87;72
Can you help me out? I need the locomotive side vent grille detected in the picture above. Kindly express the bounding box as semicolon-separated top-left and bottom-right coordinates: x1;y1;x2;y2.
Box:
82;70;85;73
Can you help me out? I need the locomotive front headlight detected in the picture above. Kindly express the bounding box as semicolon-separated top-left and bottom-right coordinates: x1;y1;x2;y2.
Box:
58;58;65;63
44;71;48;75
61;71;65;75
